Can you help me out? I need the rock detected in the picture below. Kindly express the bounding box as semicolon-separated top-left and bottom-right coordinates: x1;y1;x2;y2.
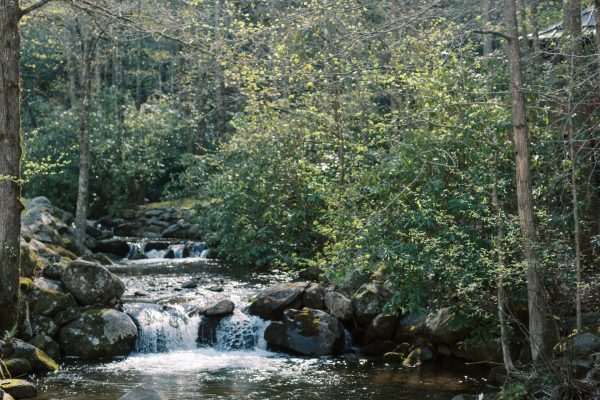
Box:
204;300;235;316
565;312;600;332
134;290;150;297
181;279;198;289
422;307;469;344
62;260;125;306
20;244;45;278
91;239;130;258
556;332;600;357
118;385;166;400
248;282;309;320
85;221;104;239
197;316;220;346
207;285;224;292
32;284;74;317
42;262;67;281
361;340;399;356
302;283;326;310
364;314;398;344
58;308;138;359
28;335;60;361
161;224;181;237
4;339;58;372
2;359;32;377
586;366;600;381
383;352;405;364
352;283;391;326
33;277;64;293
324;291;353;321
0;380;38;399
298;266;322;281
403;345;434;367
264;308;344;356
53;307;81;326
31;315;59;338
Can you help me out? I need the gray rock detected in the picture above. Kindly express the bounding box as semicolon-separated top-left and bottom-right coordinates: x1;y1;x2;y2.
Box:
383;352;405;364
324;291;353;321
62;260;125;306
4;339;58;372
31;315;59;338
450;341;502;362
364;314;398;344
422;307;469;344
31;283;74;317
352;283;391;326
204;300;235;316
91;239;130;258
117;385;166;400
264;308;344;356
361;340;399;356
248;282;309;320
28;335;60;361
181;279;198;289
58;308;138;359
1;359;32;377
302;283;326;310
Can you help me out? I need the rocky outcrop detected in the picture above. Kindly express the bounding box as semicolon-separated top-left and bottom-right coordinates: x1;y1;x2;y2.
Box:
58;309;138;359
352;283;391;326
62;260;125;306
98;206;202;240
248;282;309;320
2;339;58;373
324;291;353;321
264;308;345;356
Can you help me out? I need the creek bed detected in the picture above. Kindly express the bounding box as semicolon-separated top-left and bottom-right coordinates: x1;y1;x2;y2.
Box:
35;259;489;399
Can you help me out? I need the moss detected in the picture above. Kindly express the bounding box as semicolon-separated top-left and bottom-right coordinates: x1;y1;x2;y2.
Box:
34;348;58;372
19;278;33;292
295;309;321;337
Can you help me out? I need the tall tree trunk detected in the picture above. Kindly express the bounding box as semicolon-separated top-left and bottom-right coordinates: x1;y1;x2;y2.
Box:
0;0;24;333
564;0;583;57
75;38;94;252
504;0;554;365
595;1;600;81
214;0;226;143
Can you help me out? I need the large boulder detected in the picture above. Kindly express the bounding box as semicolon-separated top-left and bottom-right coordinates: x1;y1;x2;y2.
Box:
364;314;399;344
394;307;469;345
264;308;344;356
352;283;391;326
62;260;125;306
324;291;353;321
248;282;309;320
58;308;138;359
118;385;166;400
450;341;503;362
31;283;75;317
302;283;326;310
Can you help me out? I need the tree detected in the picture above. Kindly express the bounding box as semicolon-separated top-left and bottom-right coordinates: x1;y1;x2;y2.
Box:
0;0;55;333
504;0;554;365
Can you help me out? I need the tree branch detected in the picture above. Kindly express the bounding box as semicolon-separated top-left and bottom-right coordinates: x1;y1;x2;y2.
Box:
20;0;55;16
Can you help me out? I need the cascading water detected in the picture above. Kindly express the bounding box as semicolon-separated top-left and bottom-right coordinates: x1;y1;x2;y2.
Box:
214;313;270;351
126;304;201;353
125;239;207;260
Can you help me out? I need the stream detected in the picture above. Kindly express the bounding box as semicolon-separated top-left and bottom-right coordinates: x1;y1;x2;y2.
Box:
34;257;489;399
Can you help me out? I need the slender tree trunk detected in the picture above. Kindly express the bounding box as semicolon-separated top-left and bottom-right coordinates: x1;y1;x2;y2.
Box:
213;0;226;143
504;0;554;365
75;38;94;252
493;148;516;374
564;0;583;332
595;0;600;80
0;0;24;333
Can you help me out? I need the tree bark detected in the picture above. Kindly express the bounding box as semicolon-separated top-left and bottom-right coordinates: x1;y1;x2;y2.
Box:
75;37;94;252
504;0;554;365
564;0;583;57
596;0;600;80
530;0;541;54
0;0;24;333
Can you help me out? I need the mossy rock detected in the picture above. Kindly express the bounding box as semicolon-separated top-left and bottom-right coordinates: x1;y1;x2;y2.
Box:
18;279;33;293
31;286;75;317
5;339;58;373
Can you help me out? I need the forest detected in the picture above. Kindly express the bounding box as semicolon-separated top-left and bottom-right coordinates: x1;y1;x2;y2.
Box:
1;1;600;399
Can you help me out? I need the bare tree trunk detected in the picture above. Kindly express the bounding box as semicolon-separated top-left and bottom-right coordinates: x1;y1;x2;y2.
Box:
517;0;529;54
564;0;583;57
75;37;94;252
0;0;24;333
504;0;554;365
595;0;600;79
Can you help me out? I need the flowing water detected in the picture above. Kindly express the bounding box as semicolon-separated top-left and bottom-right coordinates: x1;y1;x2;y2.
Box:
35;258;490;400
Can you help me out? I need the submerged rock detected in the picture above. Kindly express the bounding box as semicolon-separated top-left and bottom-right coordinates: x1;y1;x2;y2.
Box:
58;308;138;359
248;282;309;320
62;260;125;306
264;308;344;356
118;385;166;400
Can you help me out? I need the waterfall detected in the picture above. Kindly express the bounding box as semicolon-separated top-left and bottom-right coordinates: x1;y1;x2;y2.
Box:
126;304;200;353
215;313;269;351
125;239;207;260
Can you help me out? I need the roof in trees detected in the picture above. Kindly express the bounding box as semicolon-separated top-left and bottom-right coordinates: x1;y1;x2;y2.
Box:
538;6;596;40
